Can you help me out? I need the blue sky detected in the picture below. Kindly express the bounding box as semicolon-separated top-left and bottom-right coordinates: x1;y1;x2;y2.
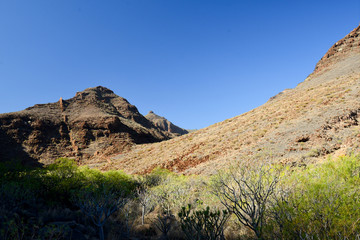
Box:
0;1;359;129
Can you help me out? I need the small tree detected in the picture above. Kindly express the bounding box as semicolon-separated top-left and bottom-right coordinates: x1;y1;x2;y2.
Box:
72;184;128;240
213;162;280;239
137;186;152;225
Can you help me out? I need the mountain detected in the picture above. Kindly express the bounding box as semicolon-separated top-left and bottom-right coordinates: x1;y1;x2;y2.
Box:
0;86;178;166
108;24;360;175
145;111;188;136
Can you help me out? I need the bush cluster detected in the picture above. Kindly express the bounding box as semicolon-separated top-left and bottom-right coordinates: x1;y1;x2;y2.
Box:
1;155;360;239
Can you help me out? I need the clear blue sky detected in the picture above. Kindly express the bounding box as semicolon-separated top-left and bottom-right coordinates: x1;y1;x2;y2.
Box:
0;1;359;129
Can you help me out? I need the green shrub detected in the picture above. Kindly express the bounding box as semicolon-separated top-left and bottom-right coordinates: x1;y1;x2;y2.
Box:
266;155;360;239
150;174;196;216
141;167;174;187
102;170;137;196
40;158;85;204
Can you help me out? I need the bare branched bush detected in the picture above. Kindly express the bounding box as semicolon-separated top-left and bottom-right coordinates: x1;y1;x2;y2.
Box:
152;213;175;239
178;204;229;240
213;161;280;239
72;184;128;240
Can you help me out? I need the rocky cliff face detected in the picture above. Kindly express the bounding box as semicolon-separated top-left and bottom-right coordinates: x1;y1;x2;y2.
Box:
145;111;188;136
0;86;174;166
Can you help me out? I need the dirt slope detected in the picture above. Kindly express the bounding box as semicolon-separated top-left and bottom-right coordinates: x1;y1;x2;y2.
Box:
107;25;360;175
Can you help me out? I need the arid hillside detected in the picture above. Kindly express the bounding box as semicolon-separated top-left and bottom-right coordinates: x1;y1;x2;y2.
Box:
106;25;360;175
0;86;179;165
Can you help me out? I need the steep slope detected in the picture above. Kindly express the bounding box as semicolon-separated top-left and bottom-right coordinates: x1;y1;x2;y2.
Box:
0;86;173;166
108;24;360;175
145;111;188;136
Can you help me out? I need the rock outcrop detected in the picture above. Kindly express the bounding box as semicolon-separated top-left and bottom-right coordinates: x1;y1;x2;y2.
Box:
313;25;360;75
0;86;174;166
145;111;188;136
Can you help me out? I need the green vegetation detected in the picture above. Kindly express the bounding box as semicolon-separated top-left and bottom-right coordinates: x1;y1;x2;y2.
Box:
265;155;360;239
0;158;136;239
1;155;360;239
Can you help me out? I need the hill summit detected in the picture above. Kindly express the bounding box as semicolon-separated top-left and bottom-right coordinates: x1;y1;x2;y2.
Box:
313;25;360;75
0;86;181;166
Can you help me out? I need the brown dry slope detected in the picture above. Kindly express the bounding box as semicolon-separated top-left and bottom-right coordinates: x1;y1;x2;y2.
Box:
109;24;360;174
0;86;176;166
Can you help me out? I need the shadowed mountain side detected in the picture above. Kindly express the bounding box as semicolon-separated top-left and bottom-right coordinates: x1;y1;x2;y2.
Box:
106;24;360;175
0;126;42;167
0;86;178;166
145;111;188;136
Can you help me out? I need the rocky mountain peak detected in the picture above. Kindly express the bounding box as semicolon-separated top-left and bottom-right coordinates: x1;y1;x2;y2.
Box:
145;111;188;136
146;111;166;120
313;24;360;75
74;86;116;101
